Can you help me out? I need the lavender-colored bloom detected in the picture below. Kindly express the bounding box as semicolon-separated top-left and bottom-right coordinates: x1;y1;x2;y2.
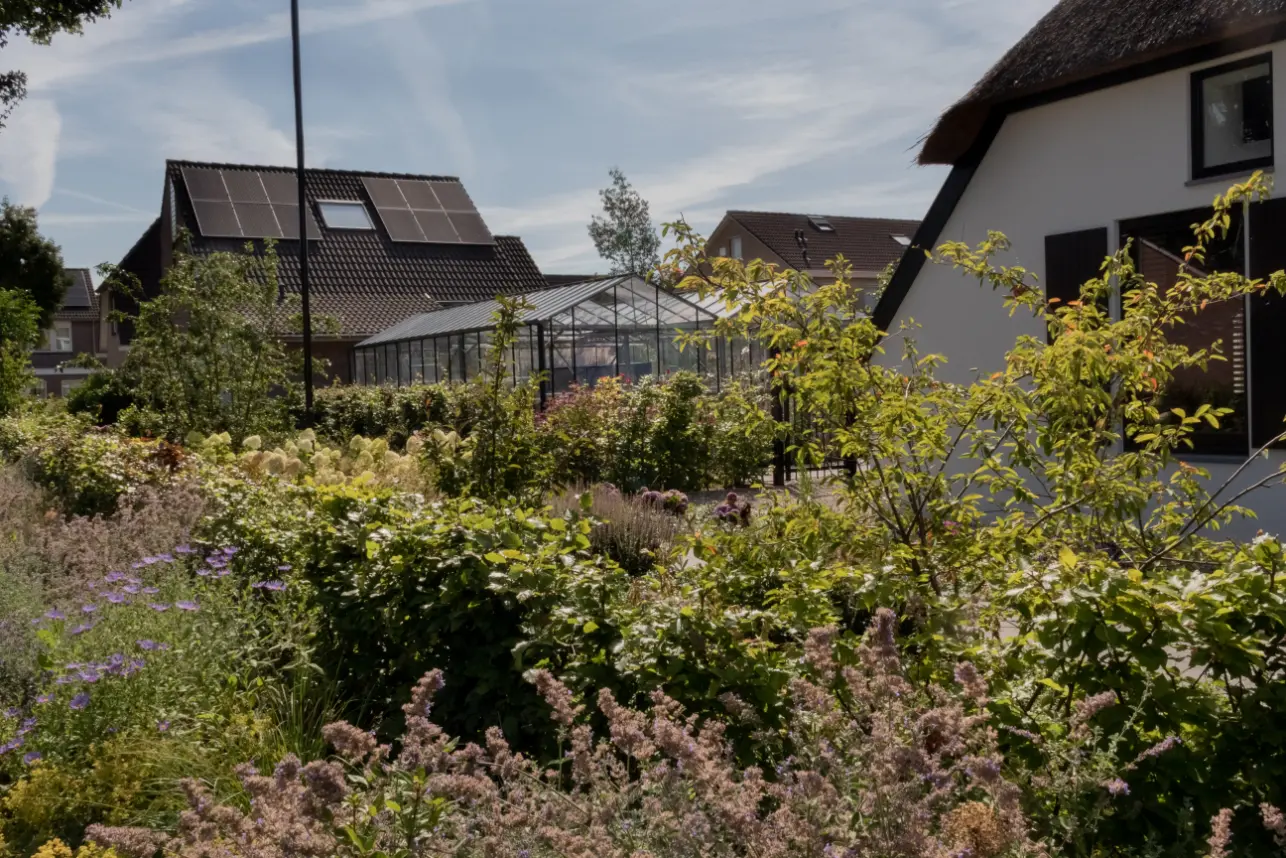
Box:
81;604;97;614
174;544;195;555
176;600;199;612
69;622;94;635
137;639;161;651
105;572;125;583
130;561;144;570
22;751;41;765
216;569;231;578
69;692;90;711
208;559;227;569
44;609;65;621
126;577;142;586
1137;736;1182;761
253;580;287;592
36;694;51;704
17;717;36;735
79;668;101;683
3;707;18;718
1106;778;1130;796
106;592;127;604
157;553;175;563
195;568;212;577
157;720;170;732
206;555;223;565
276;564;292;572
141;556;159;566
148;603;170;612
0;737;23;754
142;587;160;595
222;546;239;556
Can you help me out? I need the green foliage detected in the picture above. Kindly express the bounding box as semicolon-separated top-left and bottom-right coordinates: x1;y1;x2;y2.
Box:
308;383;456;448
102;242;302;443
0;288;39;414
0;202;68;328
63;371;135;427
587;167;661;277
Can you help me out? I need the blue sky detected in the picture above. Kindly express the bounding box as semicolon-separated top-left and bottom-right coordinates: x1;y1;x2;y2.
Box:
0;0;1056;275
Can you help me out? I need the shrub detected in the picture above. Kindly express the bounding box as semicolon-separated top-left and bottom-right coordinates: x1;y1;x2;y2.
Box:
708;378;774;487
551;486;684;577
308;384;456;449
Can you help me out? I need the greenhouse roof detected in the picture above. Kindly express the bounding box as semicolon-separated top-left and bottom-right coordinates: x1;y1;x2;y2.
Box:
358;275;718;347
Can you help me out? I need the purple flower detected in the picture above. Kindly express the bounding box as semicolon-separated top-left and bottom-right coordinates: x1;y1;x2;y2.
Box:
157;720;170;733
69;622;94;636
137;639;161;651
1106;778;1130;796
106;593;127;604
176;601;199;612
126;577;141;586
276;564;292;572
253;580;287;592
69;693;90;711
157;553;175;563
174;544;195;555
142;587;160;595
105;572;125;583
36;694;51;705
3;707;18;718
81;604;97;614
18;718;36;735
22;751;42;765
148;603;170;612
208;559;227;569
205;555;223;565
43;609;65;621
195;568;212;577
130;562;144;570
1136;736;1181;761
222;546;239;556
141;556;159;566
122;659;145;676
0;737;23;754
216;569;231;578
78;668;101;683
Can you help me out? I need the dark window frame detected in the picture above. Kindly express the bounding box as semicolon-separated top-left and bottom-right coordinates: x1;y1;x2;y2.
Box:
1191;53;1275;181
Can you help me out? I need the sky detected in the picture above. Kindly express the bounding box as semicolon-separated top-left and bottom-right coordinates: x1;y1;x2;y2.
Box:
0;0;1057;276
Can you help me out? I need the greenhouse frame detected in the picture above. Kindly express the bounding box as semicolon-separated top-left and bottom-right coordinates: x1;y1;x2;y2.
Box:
354;275;764;402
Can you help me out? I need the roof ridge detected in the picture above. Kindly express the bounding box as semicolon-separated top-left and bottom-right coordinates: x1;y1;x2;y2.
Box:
727;209;920;223
166;159;462;183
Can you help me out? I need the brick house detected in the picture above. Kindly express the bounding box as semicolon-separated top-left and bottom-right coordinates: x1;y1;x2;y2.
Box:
30;268;105;397
102;160;550;383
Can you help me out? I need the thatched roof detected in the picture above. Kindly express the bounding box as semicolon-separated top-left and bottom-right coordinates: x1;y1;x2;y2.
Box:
919;0;1286;166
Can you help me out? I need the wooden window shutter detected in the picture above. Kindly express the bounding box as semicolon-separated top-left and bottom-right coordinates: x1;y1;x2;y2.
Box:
1249;199;1286;448
1044;228;1109;342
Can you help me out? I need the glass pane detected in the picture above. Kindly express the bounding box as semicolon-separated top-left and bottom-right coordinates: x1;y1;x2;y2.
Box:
1201;61;1272;171
398;343;411;386
318;201;376;230
463;333;482;380
410;340;424;383
1125;208;1247;454
437;337;451;383
421;339;437;384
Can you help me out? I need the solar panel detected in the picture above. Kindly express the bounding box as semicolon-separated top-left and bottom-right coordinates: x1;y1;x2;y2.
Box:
192;200;241;238
223;171;269;204
362;177;408;209
397;180;441;210
413;210;457;243
261;173;299;205
183;168;229;202
449;212;494;245
274;205;322;240
62;274;92;308
379;208;426;242
233;202;282;239
429;181;474;212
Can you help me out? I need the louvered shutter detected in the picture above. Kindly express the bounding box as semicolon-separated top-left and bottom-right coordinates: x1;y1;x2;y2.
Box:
1249;200;1286;448
1044;228;1109;343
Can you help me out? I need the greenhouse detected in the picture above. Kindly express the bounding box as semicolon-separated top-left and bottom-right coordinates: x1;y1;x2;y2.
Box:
354;275;762;401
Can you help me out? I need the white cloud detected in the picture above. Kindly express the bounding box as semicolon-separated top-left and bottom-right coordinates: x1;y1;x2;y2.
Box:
0;99;62;207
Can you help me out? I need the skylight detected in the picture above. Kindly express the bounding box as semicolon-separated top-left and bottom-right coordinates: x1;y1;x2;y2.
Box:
892;234;912;247
808;216;835;233
318;201;375;230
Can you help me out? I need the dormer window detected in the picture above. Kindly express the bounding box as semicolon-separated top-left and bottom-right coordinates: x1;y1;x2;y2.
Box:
808;217;835;233
318;201;375;230
892;234;912;247
1192;55;1273;180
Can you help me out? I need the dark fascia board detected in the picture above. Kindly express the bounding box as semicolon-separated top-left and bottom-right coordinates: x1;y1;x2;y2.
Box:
875;20;1286;333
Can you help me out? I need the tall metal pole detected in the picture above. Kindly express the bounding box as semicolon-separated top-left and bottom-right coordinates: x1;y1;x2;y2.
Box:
291;0;314;412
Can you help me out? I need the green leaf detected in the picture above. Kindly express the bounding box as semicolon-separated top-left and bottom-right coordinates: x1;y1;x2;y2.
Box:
583;620;600;633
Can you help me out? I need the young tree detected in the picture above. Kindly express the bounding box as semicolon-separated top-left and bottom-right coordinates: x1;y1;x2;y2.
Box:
104;241;302;441
0;286;39;413
0;200;69;327
588;168;661;278
1;1;125;127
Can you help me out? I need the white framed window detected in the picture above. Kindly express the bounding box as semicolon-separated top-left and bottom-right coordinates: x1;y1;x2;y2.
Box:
317;201;375;230
1192;54;1274;180
48;321;73;352
730;236;743;260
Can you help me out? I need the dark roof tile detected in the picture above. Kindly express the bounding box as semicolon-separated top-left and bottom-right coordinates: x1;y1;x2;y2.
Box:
726;211;921;273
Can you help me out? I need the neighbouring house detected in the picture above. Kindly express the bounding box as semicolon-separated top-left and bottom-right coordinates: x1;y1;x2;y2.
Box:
102;160;549;383
29;268;106;398
705;211;921;295
872;0;1286;533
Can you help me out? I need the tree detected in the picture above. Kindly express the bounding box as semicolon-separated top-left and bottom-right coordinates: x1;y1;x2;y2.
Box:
0;200;69;327
104;241;302;441
0;286;39;413
588;168;661;278
1;1;125;128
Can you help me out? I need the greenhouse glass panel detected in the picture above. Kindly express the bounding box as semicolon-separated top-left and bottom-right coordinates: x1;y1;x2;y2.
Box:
436;337;451;383
397;342;411;386
409;340;424;383
463;333;482;380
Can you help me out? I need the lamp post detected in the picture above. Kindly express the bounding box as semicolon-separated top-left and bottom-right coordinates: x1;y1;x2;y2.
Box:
291;0;315;412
